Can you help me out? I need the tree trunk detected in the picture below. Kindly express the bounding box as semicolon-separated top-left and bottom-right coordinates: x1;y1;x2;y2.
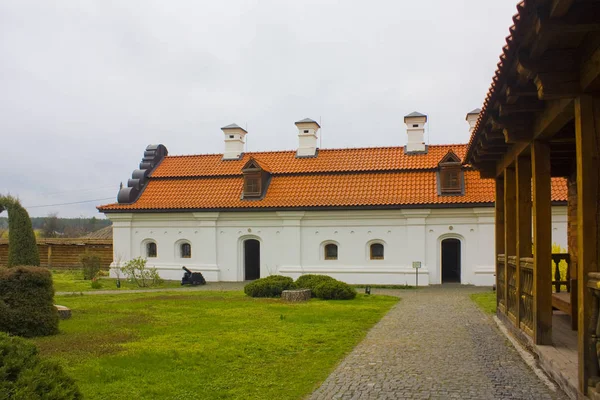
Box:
281;289;311;302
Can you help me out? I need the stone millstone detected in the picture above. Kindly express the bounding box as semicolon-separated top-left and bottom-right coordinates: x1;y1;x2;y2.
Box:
55;305;72;320
281;289;311;302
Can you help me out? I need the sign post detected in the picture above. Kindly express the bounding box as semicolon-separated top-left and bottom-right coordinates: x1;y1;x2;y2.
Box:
412;261;422;287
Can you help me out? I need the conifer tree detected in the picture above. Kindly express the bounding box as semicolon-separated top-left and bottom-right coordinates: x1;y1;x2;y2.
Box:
0;195;40;267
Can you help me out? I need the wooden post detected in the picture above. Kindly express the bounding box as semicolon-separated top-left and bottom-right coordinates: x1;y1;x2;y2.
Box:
516;155;533;329
532;140;553;345
496;176;505;311
47;244;52;269
505;167;517;322
567;172;579;331
575;94;600;393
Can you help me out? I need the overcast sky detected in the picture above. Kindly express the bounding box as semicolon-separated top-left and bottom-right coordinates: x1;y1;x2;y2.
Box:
0;0;518;218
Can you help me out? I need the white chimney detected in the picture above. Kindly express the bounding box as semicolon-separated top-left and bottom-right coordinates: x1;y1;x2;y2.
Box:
466;108;481;134
295;118;320;157
221;123;247;160
404;111;427;153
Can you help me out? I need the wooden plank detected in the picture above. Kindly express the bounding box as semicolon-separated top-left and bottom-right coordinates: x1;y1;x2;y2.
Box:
516;155;533;329
552;292;572;314
496;177;505;310
505;167;516;321
532;140;553;345
575;94;600;394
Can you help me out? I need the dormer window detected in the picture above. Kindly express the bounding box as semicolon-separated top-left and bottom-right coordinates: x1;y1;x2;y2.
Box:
242;157;271;199
438;151;463;195
244;174;261;196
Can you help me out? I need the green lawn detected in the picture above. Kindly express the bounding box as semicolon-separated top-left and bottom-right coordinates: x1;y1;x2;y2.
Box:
52;269;183;292
33;291;397;399
471;292;497;314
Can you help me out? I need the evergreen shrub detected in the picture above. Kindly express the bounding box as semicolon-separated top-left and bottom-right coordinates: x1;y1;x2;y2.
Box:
0;196;40;267
0;332;82;399
244;275;295;298
294;274;336;297
313;280;357;300
0;266;59;337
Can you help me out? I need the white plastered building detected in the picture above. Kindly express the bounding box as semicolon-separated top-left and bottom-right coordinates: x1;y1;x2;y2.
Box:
99;111;568;286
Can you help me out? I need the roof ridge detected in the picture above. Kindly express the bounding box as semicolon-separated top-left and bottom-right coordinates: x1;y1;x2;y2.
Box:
163;143;468;158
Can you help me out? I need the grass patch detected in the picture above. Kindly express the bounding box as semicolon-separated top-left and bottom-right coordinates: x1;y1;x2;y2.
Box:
33;291;397;399
471;291;496;314
51;269;182;292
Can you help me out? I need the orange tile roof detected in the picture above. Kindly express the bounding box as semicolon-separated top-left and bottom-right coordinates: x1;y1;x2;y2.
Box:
98;168;567;212
151;145;468;177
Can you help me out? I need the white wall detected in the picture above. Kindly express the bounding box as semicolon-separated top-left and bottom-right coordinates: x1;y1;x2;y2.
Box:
106;205;568;286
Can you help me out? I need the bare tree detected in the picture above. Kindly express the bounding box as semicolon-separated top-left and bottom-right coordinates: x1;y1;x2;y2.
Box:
41;212;60;238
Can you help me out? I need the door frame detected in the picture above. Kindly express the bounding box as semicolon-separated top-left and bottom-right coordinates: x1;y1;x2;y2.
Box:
438;234;464;284
238;235;262;281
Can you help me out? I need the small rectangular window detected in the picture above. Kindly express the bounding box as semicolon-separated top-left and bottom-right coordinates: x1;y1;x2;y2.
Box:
412;124;419;128
181;243;191;258
146;242;157;258
229;135;234;139
244;175;261;197
325;244;338;260
440;168;462;194
370;243;384;260
304;130;309;133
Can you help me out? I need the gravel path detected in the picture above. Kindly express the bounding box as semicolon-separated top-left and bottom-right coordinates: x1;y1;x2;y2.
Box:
310;285;568;400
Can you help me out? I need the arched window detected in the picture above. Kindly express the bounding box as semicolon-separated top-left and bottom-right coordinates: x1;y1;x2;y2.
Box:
370;243;384;260
180;243;191;258
146;242;157;258
324;243;338;260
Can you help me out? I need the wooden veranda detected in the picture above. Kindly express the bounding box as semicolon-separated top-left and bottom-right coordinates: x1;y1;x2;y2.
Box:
465;0;600;397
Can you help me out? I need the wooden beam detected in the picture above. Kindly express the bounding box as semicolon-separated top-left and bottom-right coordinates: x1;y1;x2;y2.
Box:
506;83;538;101
496;142;531;178
516;155;533;329
502;116;535;144
581;43;600;93
499;98;545;116
496;176;506;311
505;167;517;322
575;94;600;394
493;100;572;178
537;7;600;35
550;0;574;18
532;140;553;345
533;98;575;140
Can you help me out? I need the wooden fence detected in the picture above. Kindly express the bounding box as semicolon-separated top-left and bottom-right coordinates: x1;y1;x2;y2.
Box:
0;238;113;269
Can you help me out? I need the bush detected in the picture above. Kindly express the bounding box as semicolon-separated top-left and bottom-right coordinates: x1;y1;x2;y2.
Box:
0;266;59;337
0;196;40;267
0;332;82;399
313;280;357;300
90;278;102;289
294;274;336;297
120;257;162;288
79;252;101;280
244;275;295;298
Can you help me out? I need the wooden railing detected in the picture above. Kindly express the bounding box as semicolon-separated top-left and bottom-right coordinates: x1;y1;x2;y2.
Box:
519;258;534;335
507;256;518;320
552;253;571;293
497;254;505;309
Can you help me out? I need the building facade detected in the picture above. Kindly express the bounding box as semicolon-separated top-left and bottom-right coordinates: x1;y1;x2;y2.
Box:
100;112;568;285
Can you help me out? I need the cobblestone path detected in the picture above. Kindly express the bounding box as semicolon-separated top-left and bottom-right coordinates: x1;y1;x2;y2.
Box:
310;285;568;400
